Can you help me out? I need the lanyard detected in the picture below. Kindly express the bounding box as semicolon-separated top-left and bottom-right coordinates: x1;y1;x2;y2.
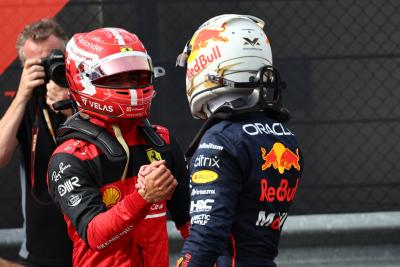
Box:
30;103;57;205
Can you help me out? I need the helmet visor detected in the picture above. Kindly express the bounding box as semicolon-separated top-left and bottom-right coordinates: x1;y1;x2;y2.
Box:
92;70;153;89
87;53;153;82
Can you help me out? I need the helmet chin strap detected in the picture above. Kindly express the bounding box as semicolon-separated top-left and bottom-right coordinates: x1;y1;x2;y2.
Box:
204;92;248;118
205;89;261;117
208;87;291;123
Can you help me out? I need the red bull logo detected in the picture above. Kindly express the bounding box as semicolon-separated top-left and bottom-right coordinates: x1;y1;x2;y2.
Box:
187;26;228;64
261;142;300;174
186;46;222;82
259;178;300;203
190;26;228;54
186;26;229;83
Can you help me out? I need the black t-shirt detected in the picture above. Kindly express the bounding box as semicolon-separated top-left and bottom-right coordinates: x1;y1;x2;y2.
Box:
17;98;72;266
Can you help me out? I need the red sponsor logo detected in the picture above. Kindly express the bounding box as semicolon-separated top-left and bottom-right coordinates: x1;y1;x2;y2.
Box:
259;178;299;202
3;90;16;98
261;142;300;174
186;46;221;82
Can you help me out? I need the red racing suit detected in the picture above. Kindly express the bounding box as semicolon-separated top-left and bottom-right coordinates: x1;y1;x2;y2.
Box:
47;118;190;267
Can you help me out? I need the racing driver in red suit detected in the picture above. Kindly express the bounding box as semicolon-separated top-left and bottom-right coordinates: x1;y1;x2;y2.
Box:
47;27;190;267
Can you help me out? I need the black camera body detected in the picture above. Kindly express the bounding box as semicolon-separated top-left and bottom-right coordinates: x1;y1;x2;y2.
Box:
42;49;68;88
36;49;68;98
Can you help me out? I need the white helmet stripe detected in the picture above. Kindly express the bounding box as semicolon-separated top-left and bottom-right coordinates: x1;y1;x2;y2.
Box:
130;89;138;105
106;27;126;45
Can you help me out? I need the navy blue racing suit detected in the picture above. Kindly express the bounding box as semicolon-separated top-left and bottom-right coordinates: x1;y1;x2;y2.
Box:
177;111;304;267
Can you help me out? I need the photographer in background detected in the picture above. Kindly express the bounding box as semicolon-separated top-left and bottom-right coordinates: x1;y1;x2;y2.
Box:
0;18;72;266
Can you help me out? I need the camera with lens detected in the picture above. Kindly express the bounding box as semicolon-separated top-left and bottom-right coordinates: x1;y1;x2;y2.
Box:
35;49;68;98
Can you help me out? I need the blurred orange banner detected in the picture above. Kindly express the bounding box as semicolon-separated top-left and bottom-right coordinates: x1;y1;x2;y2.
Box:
0;0;69;75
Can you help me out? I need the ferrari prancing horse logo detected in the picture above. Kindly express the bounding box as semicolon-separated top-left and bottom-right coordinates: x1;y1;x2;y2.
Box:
120;47;133;52
146;148;162;162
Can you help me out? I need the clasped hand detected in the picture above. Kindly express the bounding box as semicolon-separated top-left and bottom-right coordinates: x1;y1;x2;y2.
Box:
136;160;177;203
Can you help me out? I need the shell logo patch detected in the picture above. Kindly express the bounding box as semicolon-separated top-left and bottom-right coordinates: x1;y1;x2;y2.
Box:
192;170;218;184
146;148;162;162
102;186;121;208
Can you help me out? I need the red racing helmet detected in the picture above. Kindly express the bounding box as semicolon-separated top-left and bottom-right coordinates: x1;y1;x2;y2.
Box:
65;27;156;121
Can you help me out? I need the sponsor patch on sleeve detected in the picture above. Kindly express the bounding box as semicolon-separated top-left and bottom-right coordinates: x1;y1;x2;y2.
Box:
191;170;218;184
